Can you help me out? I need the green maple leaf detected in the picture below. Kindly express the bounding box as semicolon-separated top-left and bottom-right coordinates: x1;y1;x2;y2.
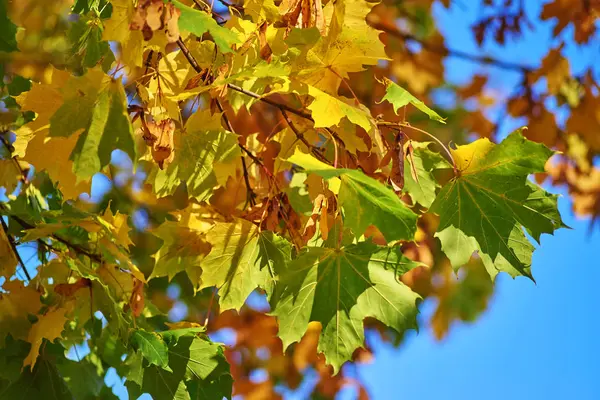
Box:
130;329;171;371
55;357;112;400
150;221;211;287
154;109;239;201
430;131;567;279
125;335;232;400
270;241;421;373
173;0;239;53
0;0;18;53
0;341;72;400
288;149;418;242
378;77;446;123
402;142;451;208
72;79;135;179
200;219;292;310
68;16;114;71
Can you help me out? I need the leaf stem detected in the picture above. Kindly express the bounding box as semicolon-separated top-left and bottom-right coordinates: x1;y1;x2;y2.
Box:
378;121;458;175
280;109;331;165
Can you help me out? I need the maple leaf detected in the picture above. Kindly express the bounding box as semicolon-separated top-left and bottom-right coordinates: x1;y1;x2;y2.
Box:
0;0;18;52
430;131;567;279
306;85;373;131
401;141;451;208
0;159;22;197
154;109;239;201
173;0;239;53
0;226;18;278
201;219;292;311
378;77;446;123
22;307;68;370
15;68;88;199
270;241;421;372
0;280;43;345
102;0;144;67
125;334;232;400
151;220;212;287
0;339;74;400
68;15;113;70
17;68;135;194
291;0;388;93
244;0;279;23
70;77;137;180
288;149;418;242
131;329;171;370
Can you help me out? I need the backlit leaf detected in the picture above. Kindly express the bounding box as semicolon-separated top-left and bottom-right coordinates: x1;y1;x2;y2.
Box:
288;149;418;242
131;329;171;370
379;77;446;123
173;0;239;53
430;131;566;278
22;307;68;370
271;241;420;372
201;219;292;310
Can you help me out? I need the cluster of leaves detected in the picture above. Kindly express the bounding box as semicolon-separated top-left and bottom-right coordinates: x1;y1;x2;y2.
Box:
0;0;578;398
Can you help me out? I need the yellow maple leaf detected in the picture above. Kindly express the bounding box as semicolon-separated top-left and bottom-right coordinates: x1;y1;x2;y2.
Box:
15;68;104;199
99;208;133;247
0;281;43;345
0;159;22;196
0;227;18;279
293;0;388;93
307;85;372;131
22;307;68;370
103;0;144;67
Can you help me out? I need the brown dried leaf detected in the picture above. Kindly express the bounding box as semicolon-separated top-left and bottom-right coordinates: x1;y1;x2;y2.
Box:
130;0;180;43
258;22;273;62
279;0;326;35
390;132;404;192
141;118;176;169
129;278;145;318
54;278;91;297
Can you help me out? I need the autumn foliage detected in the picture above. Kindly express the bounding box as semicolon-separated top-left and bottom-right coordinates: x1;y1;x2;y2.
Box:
0;0;597;398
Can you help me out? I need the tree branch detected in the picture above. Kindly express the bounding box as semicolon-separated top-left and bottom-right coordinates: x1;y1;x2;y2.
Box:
367;15;533;73
280;109;331;165
214;98;258;206
9;213;103;263
0;215;32;281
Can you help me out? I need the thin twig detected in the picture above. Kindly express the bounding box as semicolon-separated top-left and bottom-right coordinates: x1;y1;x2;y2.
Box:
214;99;258;206
190;0;226;21
177;37;314;122
280;109;331;165
9;214;103;263
0;215;32;281
367;15;533;73
226;83;314;120
378;121;458;175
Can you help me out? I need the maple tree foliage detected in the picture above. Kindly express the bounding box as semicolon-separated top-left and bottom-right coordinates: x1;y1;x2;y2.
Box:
0;0;596;398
